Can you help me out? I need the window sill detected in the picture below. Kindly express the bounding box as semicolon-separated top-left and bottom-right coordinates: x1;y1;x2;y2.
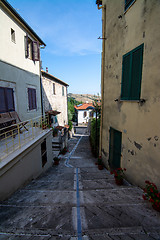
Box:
120;99;139;102
27;108;37;112
115;98;146;104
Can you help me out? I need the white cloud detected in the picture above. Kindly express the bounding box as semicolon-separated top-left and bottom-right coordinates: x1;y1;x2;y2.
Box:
36;4;102;56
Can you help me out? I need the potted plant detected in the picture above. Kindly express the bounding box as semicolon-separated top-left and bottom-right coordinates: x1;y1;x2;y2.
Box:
42;123;47;129
110;168;126;185
142;180;160;212
60;147;68;155
98;156;104;170
53;156;60;165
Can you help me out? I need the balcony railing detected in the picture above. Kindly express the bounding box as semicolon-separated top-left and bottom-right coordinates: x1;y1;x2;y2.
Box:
0;115;49;162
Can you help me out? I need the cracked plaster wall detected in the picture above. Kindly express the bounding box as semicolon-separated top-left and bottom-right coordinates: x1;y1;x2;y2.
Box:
101;0;160;188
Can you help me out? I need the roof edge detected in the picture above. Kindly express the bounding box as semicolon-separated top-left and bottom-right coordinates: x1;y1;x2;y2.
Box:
1;0;46;46
41;70;69;87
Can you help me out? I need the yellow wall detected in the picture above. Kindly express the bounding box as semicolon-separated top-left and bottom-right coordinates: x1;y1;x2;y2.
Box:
101;0;160;188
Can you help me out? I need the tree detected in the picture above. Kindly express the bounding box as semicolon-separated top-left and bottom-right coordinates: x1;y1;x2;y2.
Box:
67;97;82;121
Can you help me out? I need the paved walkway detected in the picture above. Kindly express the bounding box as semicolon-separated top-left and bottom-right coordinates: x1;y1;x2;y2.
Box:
0;127;160;240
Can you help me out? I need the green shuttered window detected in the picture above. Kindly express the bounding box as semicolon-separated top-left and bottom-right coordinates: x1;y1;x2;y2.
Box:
121;44;144;100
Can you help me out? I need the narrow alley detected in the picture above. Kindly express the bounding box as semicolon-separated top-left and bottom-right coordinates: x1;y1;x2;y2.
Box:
0;127;160;240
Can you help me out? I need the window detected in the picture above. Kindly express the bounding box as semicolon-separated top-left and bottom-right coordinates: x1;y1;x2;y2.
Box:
28;88;37;110
62;86;64;96
53;83;55;95
89;111;94;118
41;139;47;167
0;87;15;113
121;44;144;100
125;0;135;11
11;28;15;43
84;111;87;118
25;35;40;61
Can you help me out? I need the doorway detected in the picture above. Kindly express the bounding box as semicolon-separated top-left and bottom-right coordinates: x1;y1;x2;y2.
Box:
109;127;122;169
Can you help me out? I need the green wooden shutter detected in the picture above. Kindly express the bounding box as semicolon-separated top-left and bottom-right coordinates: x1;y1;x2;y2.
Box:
130;45;143;100
121;54;131;100
121;44;143;100
109;128;122;169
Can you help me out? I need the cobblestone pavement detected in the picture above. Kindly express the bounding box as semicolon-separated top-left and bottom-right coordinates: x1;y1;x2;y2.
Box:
0;127;160;240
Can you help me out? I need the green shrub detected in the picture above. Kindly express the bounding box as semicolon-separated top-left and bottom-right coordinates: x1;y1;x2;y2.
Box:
90;118;100;157
68;120;73;131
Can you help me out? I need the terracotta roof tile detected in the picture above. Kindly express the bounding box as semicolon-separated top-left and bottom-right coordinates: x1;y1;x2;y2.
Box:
74;103;94;110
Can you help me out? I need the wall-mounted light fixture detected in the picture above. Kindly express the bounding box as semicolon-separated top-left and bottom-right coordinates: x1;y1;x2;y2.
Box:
96;0;102;5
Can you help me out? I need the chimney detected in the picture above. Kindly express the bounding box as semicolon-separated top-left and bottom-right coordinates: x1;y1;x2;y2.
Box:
46;67;48;73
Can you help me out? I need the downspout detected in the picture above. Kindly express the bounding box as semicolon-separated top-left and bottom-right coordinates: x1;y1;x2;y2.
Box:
39;46;45;117
97;2;106;156
66;86;69;124
40;74;44;116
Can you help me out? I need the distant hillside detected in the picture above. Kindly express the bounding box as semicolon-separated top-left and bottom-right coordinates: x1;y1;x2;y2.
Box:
68;93;101;103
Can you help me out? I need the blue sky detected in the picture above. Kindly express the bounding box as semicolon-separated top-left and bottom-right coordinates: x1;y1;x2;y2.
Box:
8;0;102;94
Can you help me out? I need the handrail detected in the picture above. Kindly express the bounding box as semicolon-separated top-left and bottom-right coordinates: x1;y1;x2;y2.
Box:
0;114;50;162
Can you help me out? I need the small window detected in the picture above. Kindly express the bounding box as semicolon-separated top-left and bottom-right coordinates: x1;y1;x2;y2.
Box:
28;88;37;110
53;83;55;95
121;44;144;100
0;87;15;113
62;86;64;96
41;139;47;167
89;111;94;118
11;28;15;43
125;0;135;11
84;111;87;118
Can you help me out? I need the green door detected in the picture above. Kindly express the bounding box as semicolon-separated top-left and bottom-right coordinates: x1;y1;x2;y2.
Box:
109;127;122;169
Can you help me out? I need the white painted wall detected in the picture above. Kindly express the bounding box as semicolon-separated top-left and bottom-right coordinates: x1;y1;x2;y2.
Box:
0;130;52;201
0;4;40;75
0;3;43;121
78;109;94;124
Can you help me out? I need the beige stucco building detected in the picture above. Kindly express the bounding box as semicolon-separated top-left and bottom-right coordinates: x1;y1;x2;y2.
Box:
97;0;160;188
41;70;69;127
0;0;45;121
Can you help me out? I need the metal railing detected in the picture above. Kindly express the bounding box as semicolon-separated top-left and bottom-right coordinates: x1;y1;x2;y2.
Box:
0;115;49;162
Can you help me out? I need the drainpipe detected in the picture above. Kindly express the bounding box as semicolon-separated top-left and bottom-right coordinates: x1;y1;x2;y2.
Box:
39;48;45;117
40;74;44;116
97;2;106;156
